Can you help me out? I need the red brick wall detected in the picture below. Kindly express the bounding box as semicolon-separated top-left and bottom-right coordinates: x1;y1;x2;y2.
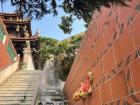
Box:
0;41;11;69
0;19;17;70
64;1;140;105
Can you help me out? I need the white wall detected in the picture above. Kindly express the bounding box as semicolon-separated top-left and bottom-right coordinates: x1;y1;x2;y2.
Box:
0;59;19;84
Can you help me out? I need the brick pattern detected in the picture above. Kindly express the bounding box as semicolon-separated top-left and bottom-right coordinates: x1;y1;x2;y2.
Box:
64;1;140;105
0;41;11;69
0;19;17;70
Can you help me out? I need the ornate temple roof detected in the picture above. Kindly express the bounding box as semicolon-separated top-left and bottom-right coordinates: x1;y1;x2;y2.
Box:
0;12;36;40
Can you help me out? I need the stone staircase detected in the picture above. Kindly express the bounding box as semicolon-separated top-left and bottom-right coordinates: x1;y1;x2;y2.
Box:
0;70;42;105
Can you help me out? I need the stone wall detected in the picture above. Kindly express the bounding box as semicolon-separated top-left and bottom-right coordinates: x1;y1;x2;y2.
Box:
0;58;19;84
64;1;140;105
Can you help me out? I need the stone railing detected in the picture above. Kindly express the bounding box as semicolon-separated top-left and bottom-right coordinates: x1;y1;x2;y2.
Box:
0;55;20;84
31;70;43;105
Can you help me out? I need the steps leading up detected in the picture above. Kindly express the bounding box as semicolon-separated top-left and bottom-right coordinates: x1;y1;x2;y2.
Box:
0;70;42;105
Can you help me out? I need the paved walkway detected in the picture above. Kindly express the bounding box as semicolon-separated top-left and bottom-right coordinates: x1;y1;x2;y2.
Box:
0;70;42;105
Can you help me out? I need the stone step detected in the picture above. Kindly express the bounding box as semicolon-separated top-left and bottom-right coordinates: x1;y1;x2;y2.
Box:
0;70;42;105
1;83;39;86
12;71;41;73
7;79;40;81
3;80;40;83
10;74;41;76
0;103;31;105
0;80;38;84
13;72;42;75
11;75;40;78
0;100;32;104
16;70;41;72
0;94;34;97
0;88;36;91
4;81;40;84
0;104;30;105
0;85;38;88
0;90;35;94
0;86;36;89
2;81;40;84
13;72;42;74
16;70;40;73
0;84;38;87
15;70;41;72
0;96;33;101
3;84;39;87
9;76;41;78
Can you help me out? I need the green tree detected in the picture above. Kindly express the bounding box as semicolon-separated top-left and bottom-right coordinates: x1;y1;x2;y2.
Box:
38;37;59;69
38;33;84;80
0;0;7;12
11;0;51;19
0;0;129;32
59;16;73;34
57;33;84;80
59;0;129;33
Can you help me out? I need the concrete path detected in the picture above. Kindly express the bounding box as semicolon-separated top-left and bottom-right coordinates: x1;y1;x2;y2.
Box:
0;70;42;105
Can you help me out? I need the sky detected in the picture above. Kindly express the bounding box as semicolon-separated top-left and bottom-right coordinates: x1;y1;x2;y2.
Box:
3;1;86;40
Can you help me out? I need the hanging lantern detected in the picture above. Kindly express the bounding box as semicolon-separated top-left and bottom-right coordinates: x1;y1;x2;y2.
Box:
16;25;20;32
16;17;19;21
23;25;27;31
10;17;12;21
24;30;29;38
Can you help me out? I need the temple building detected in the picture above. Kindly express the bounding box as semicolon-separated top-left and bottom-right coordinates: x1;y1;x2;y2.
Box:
0;12;40;69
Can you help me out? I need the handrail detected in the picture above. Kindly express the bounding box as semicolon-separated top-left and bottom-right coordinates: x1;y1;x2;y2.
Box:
31;70;43;105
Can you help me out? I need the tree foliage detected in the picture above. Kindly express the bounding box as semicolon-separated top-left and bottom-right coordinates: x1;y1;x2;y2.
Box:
60;0;130;33
0;0;130;32
38;33;84;80
11;0;51;19
58;33;83;80
0;0;7;12
59;16;73;34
